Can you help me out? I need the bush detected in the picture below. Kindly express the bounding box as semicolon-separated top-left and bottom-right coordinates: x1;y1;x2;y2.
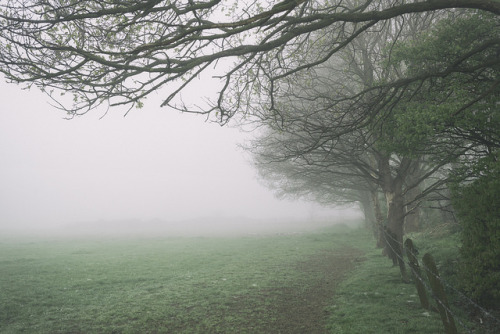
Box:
451;158;500;309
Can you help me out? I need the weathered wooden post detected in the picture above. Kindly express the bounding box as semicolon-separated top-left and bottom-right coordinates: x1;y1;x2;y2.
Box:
383;227;408;282
404;239;430;310
422;253;457;334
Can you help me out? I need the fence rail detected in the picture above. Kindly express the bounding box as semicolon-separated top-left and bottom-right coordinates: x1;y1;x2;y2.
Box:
381;228;500;334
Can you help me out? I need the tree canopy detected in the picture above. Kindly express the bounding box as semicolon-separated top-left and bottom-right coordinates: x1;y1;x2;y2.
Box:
377;12;499;158
0;0;498;120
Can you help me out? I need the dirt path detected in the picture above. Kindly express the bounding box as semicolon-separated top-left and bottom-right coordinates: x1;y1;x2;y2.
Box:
257;247;365;334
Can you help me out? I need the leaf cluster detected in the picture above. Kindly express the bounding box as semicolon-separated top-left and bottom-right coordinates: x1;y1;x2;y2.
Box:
375;12;500;159
450;154;500;308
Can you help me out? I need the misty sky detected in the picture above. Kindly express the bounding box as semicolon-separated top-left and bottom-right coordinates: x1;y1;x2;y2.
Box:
0;80;352;231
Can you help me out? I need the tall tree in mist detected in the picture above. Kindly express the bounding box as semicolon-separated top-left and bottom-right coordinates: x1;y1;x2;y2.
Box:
382;12;500;307
249;126;379;230
243;7;475;279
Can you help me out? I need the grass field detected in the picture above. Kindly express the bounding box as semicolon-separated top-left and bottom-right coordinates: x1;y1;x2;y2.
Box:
0;223;480;333
1;224;364;333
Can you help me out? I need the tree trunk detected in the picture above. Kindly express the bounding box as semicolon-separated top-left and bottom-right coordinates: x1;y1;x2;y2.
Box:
404;164;423;233
359;190;377;232
404;207;421;233
371;190;385;248
385;188;408;282
375;152;412;282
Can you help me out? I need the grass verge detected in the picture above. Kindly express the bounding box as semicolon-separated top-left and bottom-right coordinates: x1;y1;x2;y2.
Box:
327;226;482;334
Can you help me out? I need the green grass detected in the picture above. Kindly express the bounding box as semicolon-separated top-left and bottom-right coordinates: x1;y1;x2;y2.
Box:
406;225;462;288
327;226;479;334
0;224;361;333
0;224;479;333
326;245;445;333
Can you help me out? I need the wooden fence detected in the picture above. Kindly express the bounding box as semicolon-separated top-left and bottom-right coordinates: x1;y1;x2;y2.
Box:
404;238;457;334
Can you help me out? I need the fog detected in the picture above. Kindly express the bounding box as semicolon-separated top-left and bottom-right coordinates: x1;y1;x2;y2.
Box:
0;81;361;236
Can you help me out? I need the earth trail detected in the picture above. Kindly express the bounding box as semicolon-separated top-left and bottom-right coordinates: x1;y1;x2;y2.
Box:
232;246;365;333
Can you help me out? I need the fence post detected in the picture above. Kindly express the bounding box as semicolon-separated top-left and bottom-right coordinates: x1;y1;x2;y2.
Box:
404;239;430;310
422;253;457;334
383;227;408;282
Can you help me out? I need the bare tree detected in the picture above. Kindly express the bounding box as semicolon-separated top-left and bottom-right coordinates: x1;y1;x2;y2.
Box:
249;126;381;229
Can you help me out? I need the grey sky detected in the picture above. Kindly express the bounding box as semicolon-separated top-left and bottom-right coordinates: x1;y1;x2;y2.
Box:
0;80;353;231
